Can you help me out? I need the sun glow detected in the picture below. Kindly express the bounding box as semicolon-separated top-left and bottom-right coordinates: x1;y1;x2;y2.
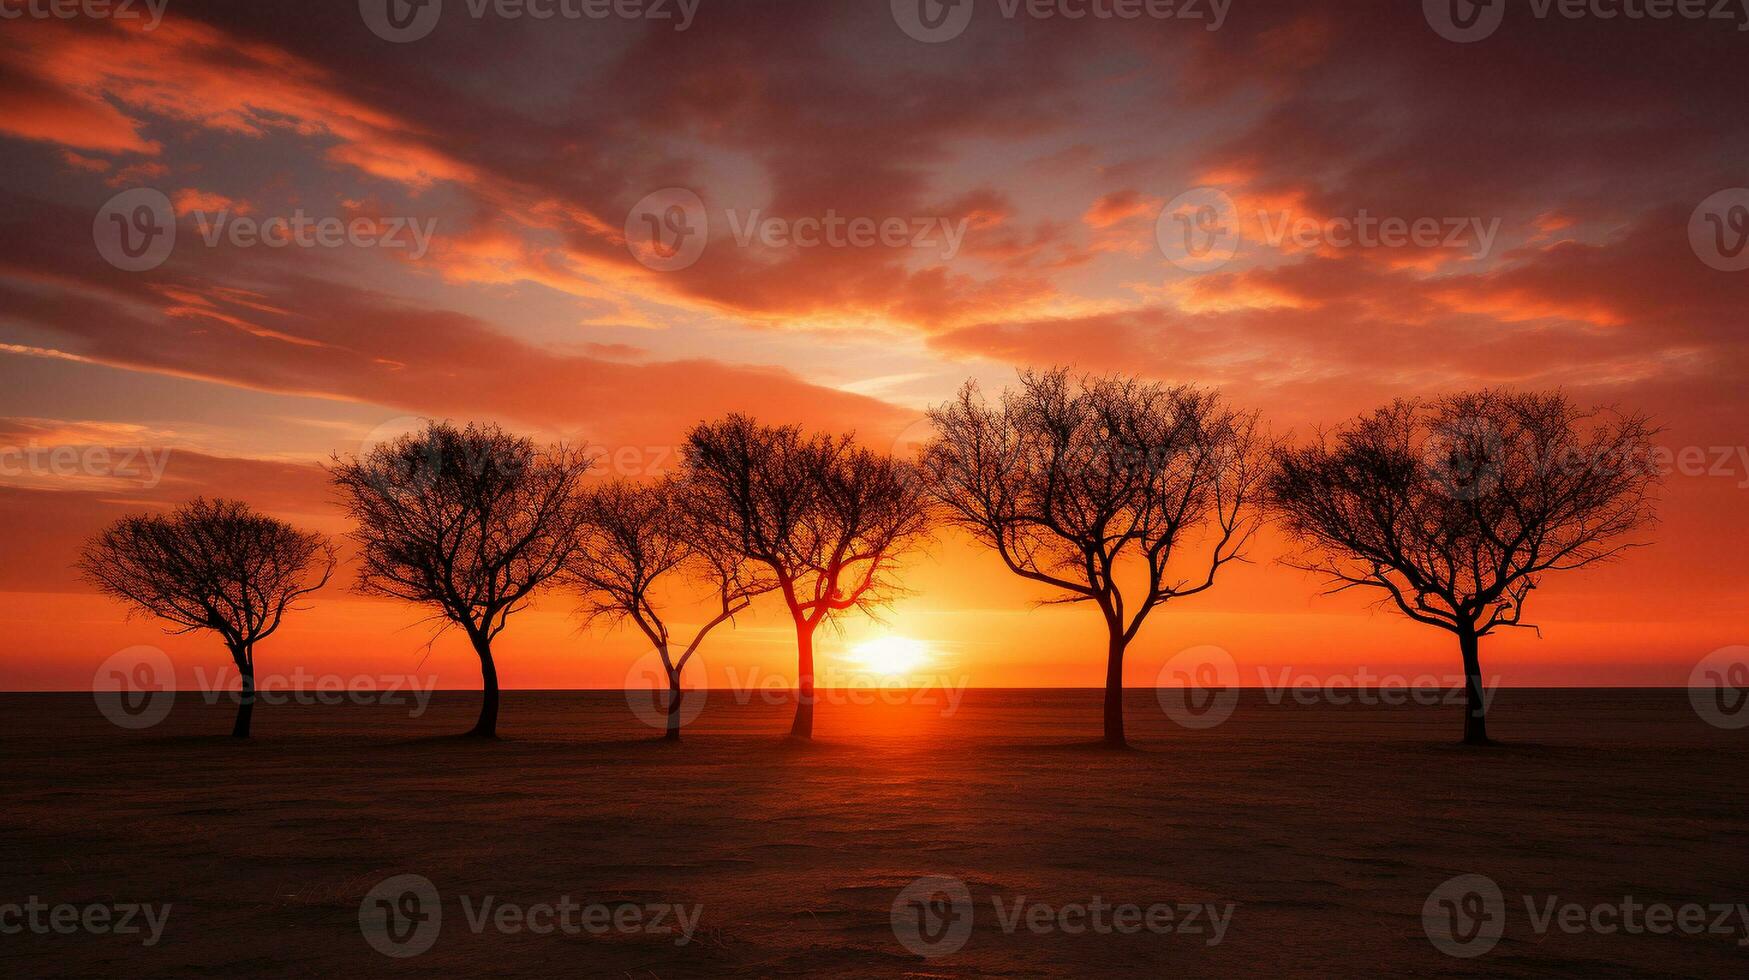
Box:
847;635;932;677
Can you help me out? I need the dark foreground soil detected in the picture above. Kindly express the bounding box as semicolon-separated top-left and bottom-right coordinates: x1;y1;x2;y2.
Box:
3;689;1745;977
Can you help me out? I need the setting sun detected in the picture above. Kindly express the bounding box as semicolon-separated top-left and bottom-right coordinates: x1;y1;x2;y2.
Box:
848;636;932;677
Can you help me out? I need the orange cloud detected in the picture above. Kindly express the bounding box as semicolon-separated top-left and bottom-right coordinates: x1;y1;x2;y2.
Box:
1083;190;1160;229
172;188;243;216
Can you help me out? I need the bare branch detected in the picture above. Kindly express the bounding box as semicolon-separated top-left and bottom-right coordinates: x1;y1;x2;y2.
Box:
921;369;1266;649
1266;389;1659;640
329;420;592;649
78;497;336;659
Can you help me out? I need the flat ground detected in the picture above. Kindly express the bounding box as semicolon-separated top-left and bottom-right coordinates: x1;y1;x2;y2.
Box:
3;690;1745;977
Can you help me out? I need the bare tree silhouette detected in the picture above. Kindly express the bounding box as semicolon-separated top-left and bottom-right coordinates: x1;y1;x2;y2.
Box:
330;421;591;738
78;498;335;738
682;415;930;739
1267;390;1659;744
923;369;1264;747
563;476;772;740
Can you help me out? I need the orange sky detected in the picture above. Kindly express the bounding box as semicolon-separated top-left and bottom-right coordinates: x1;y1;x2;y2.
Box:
1;3;1745;692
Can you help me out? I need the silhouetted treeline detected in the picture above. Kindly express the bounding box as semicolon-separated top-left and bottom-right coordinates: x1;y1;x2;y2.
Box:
78;370;1659;744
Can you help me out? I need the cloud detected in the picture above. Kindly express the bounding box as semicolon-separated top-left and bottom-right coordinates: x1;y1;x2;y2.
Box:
0;191;910;449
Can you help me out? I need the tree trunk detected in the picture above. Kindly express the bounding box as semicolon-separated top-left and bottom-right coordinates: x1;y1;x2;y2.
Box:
231;650;254;739
469;635;500;738
789;622;815;739
1459;629;1490;745
1103;631;1127;747
665;671;683;742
